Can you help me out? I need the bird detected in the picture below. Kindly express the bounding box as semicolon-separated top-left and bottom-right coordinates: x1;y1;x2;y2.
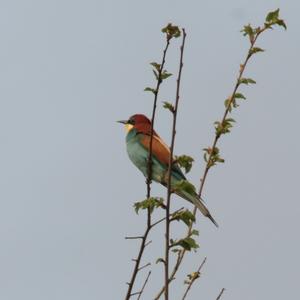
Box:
118;114;218;227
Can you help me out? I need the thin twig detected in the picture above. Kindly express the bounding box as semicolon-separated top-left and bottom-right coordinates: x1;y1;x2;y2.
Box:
181;257;207;300
125;226;152;300
151;207;184;228
144;240;152;248
137;271;152;300
147;39;171;201
198;29;265;198
125;236;144;240
155;25;268;300
138;263;151;272
124;36;171;300
216;288;225;300
164;28;187;300
154;251;184;300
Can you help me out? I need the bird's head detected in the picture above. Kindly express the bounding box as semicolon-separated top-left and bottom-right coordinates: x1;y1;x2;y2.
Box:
117;114;152;133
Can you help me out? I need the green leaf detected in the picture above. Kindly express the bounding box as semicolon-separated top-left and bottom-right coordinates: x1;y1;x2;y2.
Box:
203;152;208;163
150;62;161;72
249;47;265;55
172;237;199;251
224;98;232;112
191;229;199;236
172;209;195;227
241;24;254;37
162;23;181;39
163;101;174;112
276;19;287;30
152;69;159;80
161;70;172;80
226;117;236;123
134;197;165;214
156;258;165;264
239;78;256;85
171;248;181;253
241;24;256;43
144;87;157;94
266;9;280;23
175;155;194;173
234;93;246;100
216;157;225;163
215;118;235;136
185;271;200;283
203;147;224;167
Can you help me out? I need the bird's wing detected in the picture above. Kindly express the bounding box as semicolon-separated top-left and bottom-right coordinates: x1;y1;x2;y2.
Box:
139;133;186;179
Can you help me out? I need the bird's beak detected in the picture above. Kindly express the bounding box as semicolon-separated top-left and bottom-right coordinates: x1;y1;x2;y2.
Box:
117;120;128;124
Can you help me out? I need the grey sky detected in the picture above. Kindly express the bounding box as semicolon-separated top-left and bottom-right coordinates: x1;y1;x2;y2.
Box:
0;1;299;299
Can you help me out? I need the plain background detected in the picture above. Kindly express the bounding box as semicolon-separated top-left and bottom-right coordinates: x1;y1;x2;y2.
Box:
0;1;299;299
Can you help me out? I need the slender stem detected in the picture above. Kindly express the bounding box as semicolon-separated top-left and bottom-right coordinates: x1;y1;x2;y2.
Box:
125;236;143;240
154;251;184;300
124;37;171;300
216;288;226;300
181;257;207;300
137;271;152;300
198;29;264;198
151;207;184;228
164;28;187;300
147;39;171;200
125;227;151;300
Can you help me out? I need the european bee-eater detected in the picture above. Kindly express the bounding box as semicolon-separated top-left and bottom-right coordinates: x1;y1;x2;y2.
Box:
118;114;218;227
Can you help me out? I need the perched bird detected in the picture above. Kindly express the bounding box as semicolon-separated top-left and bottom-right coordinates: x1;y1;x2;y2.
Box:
118;114;218;227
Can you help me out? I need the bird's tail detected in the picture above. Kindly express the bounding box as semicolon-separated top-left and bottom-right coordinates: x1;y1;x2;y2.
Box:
176;190;218;227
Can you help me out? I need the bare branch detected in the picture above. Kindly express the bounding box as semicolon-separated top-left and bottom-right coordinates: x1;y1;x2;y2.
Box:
216;288;225;300
125;236;144;240
181;257;207;300
137;271;152;300
151;207;184;228
154;251;183;300
198;28;266;197
145;240;152;248
147;37;171;202
138;263;151;272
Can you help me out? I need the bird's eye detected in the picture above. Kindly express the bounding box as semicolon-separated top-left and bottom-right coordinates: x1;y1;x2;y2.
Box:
128;118;135;125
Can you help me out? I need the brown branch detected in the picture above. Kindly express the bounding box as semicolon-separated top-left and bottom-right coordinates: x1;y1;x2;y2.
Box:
181;257;207;300
138;263;151;272
137;271;152;300
216;288;225;300
154;251;183;300
125;236;144;240
144;240;152;248
164;28;187;300
155;24;269;300
125;225;152;300
124;36;171;300
198;28;265;198
151;207;184;228
147;39;171;201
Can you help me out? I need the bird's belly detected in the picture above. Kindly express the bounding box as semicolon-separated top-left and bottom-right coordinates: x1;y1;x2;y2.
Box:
126;140;166;183
127;141;148;176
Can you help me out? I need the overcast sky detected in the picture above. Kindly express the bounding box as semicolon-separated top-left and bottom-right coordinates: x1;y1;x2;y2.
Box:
0;1;299;299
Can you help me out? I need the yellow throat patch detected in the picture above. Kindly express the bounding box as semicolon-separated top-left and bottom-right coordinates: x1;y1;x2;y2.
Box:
125;124;134;132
